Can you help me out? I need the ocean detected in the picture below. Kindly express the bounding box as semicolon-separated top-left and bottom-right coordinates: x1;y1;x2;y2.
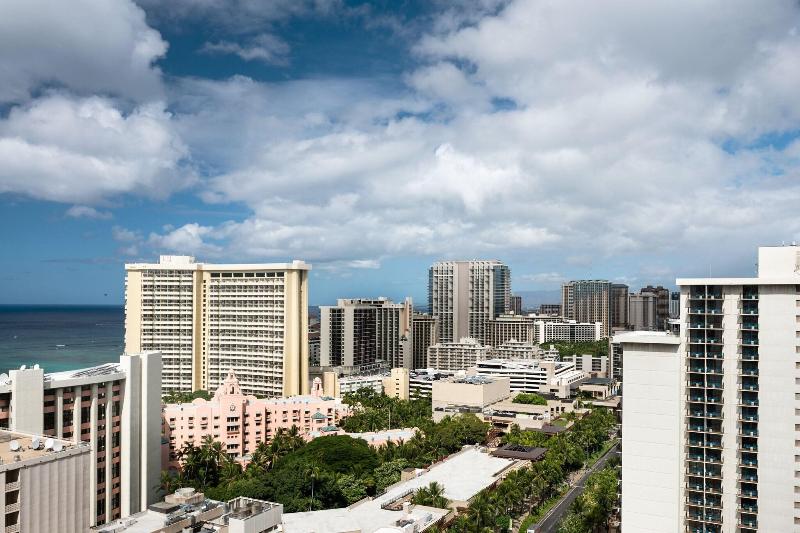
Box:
0;305;125;374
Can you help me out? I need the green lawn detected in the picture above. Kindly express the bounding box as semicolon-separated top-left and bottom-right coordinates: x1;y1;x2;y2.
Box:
550;418;569;427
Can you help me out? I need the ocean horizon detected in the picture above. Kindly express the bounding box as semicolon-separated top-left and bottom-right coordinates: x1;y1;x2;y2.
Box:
0;304;125;374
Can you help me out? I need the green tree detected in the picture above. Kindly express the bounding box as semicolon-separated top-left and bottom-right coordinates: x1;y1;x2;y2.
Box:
411;481;448;509
373;458;408;493
512;393;547;405
336;473;368;504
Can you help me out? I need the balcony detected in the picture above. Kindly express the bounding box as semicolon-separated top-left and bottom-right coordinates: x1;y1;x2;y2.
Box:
738;503;757;513
5;524;20;533
739;472;758;482
5;481;19;491
740;428;758;438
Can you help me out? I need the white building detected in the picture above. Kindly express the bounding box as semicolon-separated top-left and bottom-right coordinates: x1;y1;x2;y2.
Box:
490;340;540;360
621;245;800;533
125;255;310;397
534;320;603;344
0;430;91;533
0;352;161;528
427;337;490;372
475;358;587;398
428;260;511;343
485;313;537;347
567;353;609;378
408;369;456;398
320;298;412;369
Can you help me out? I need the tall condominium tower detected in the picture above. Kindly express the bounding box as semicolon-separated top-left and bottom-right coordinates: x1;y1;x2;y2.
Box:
620;245;800;532
629;292;658;330
320;297;412;369
610;283;629;328
428;260;511;343
641;284;671;329
561;280;612;337
411;313;438;370
125;255;310;397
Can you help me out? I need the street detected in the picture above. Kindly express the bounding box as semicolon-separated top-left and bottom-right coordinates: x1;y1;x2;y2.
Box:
531;441;621;533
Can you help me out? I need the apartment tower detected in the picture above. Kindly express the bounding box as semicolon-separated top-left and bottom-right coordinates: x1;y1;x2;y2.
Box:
621;245;800;532
561;280;612;337
125;255;310;397
610;283;629;329
411;313;438;370
428;260;511;343
320;298;412;369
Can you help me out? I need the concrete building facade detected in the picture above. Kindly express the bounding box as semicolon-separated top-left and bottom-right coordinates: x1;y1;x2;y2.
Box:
629;292;658;331
475;358;586;398
125;255;310;397
427;337;490;372
561;280;612;337
611;283;630;328
0;430;92;533
428;260;511;343
0;352;162;528
534;320;603;344
411;313;438;370
485;313;537;347
320;297;412;369
621;245;800;533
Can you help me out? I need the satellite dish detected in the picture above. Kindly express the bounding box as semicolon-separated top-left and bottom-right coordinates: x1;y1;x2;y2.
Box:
9;440;20;452
31;437;41;450
53;442;64;452
44;438;55;450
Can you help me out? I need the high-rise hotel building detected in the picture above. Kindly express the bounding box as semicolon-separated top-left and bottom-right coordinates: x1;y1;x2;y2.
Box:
320;298;412;369
561;280;612;337
621;245;800;532
125;255;310;397
428;260;511;343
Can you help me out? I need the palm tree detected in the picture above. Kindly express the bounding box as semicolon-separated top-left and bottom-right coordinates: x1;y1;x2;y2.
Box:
306;463;321;511
156;470;179;496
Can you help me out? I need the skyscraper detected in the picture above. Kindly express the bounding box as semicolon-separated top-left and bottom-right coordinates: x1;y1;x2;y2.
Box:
511;294;523;314
320;297;412;369
125;255;310;397
428;260;511;343
411;313;438;370
641;284;671;329
561;280;612;337
628;292;658;330
621;245;800;532
610;283;629;328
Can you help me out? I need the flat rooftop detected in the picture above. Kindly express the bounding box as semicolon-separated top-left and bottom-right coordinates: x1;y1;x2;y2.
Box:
612;331;680;345
282;446;516;532
0;430;84;466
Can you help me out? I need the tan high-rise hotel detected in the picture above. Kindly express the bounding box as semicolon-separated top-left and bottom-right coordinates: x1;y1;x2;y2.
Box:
125;255;310;397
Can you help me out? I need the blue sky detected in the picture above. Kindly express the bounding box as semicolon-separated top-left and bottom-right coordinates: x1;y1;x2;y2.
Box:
1;0;799;305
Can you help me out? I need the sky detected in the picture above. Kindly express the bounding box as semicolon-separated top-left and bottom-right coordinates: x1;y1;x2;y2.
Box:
1;0;800;306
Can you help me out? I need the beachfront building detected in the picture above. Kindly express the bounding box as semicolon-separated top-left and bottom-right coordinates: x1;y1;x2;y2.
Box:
621;245;800;532
0;352;162;528
125;255;310;397
163;373;349;470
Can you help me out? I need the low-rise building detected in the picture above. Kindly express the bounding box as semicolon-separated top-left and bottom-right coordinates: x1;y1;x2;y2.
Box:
534;320;603;343
408;369;455;398
427;337;489;372
431;375;510;422
325;371;387;397
282;446;518;532
475;358;587;398
382;367;409;400
0;430;92;533
93;489;283;533
577;377;617;400
162;373;349;470
567;353;609;378
490;340;540;360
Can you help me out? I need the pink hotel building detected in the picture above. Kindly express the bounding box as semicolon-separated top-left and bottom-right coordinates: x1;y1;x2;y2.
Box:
163;373;349;469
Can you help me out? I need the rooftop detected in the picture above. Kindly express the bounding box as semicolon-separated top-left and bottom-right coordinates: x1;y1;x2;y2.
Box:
612;331;680;345
282;446;515;532
0;430;85;467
